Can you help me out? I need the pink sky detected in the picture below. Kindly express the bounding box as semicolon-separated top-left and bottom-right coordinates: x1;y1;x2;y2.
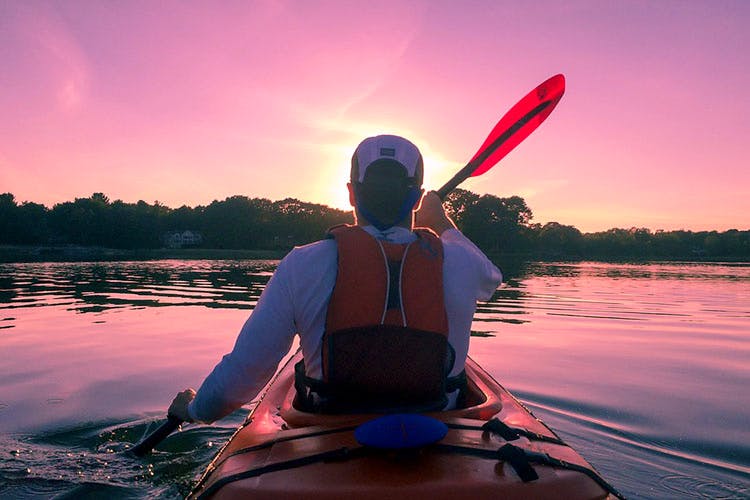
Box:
1;1;748;232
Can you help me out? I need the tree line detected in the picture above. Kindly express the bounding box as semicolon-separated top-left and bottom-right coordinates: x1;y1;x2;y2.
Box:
0;192;350;250
442;190;749;260
1;190;748;260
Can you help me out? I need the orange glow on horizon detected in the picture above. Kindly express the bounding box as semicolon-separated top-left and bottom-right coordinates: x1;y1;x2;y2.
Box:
1;2;748;232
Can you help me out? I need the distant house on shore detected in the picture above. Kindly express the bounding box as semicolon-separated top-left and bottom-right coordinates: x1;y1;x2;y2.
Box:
163;230;203;249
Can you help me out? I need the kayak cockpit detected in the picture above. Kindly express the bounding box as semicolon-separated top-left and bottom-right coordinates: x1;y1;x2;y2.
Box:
281;356;501;428
189;351;622;500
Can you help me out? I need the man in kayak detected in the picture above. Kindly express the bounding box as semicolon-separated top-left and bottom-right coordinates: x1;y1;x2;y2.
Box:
169;135;502;422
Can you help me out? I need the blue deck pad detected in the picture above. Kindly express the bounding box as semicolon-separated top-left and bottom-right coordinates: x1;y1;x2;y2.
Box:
354;414;449;449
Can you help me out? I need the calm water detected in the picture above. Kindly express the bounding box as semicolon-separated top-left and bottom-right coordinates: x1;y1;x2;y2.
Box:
0;260;748;499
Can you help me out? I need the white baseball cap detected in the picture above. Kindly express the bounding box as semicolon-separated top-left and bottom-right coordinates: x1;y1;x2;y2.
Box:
350;135;424;185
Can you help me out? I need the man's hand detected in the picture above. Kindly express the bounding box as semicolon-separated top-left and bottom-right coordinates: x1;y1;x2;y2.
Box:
168;388;196;422
414;191;456;235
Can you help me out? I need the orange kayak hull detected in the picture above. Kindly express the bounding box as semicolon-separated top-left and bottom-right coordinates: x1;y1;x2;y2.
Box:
189;351;618;499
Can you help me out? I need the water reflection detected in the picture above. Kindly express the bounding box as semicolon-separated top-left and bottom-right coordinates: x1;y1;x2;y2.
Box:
0;260;278;322
517;260;750;282
480;261;750;327
469;260;750;499
1;259;749;499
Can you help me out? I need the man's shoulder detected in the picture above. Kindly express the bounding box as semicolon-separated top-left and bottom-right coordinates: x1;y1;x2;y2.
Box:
439;229;476;253
275;239;337;292
440;229;498;268
283;238;337;265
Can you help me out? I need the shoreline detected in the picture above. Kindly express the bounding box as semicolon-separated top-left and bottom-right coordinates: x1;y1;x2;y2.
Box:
1;245;748;264
0;245;288;263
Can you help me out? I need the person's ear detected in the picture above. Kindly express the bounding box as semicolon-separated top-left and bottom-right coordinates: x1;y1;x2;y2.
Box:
347;183;356;207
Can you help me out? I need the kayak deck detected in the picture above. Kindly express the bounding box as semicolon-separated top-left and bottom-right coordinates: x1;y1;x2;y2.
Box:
189;350;621;499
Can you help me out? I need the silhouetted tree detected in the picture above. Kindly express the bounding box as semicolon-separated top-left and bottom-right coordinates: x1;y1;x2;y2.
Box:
444;189;480;227
456;193;533;253
0;193;20;244
538;222;583;256
201;196;274;248
1;190;748;261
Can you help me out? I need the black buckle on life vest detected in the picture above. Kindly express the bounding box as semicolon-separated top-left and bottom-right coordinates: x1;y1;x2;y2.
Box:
294;360;330;411
445;370;466;394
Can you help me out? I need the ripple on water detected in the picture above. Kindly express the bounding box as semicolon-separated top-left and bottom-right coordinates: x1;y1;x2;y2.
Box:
660;474;749;500
1;260;748;499
0;411;251;499
510;385;750;499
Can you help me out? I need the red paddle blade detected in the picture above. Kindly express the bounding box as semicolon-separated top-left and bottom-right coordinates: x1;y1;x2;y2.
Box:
469;74;565;177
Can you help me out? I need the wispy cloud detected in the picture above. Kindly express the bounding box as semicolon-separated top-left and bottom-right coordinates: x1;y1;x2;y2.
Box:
5;3;91;113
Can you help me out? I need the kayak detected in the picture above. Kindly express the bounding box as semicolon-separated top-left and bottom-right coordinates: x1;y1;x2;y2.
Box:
188;349;622;499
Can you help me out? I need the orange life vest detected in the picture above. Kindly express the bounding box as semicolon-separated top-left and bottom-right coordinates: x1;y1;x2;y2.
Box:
295;225;463;413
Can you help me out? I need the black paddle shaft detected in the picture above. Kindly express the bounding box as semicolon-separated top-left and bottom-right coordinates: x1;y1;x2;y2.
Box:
130;415;183;457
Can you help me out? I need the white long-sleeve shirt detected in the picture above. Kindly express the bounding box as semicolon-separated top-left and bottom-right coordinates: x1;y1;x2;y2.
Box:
188;226;502;423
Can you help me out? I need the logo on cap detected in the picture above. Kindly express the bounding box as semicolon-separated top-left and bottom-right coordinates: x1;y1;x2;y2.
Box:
379;147;396;157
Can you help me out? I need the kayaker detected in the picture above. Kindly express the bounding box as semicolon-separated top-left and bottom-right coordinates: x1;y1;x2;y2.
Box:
169;135;503;422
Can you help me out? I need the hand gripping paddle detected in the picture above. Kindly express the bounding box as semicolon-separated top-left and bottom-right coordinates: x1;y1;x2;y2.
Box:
436;74;566;199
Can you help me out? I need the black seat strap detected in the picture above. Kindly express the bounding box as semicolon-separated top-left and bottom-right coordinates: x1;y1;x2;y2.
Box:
482;418;521;440
496;443;539;481
480;418;565;445
434;442;626;499
445;370;466;393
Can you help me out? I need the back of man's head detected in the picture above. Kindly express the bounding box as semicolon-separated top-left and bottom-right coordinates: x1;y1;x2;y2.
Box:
351;135;424;230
